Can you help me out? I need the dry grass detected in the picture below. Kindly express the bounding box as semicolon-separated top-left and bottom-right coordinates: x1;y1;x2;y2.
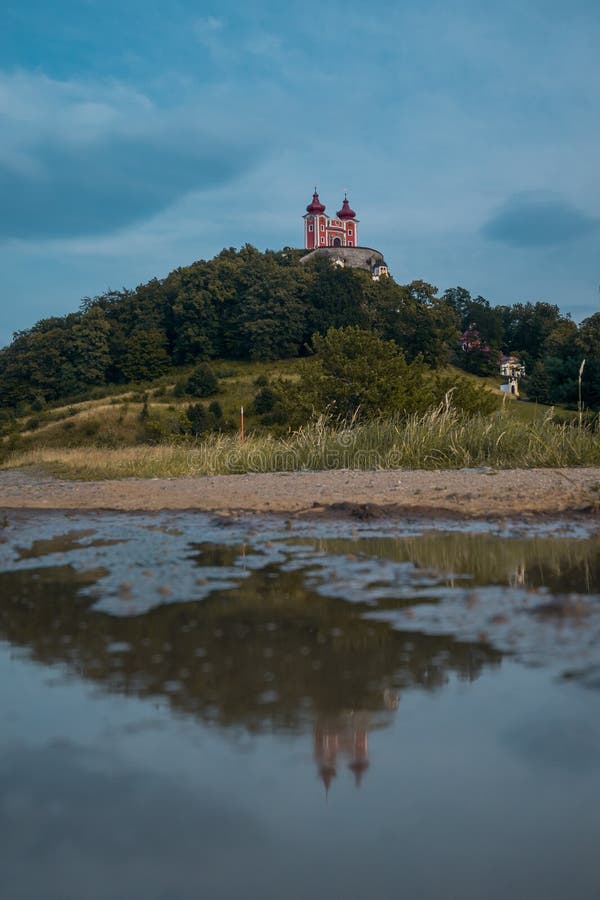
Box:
3;405;599;480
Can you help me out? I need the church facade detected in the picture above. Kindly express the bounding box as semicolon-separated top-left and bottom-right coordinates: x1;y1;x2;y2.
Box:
303;189;359;249
300;189;389;280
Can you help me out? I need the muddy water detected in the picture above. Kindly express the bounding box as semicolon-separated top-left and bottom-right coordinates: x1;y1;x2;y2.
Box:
0;510;599;900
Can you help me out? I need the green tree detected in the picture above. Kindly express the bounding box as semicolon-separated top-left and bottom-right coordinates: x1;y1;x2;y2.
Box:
499;301;565;361
277;327;497;426
279;328;419;423
303;257;368;337
379;281;459;367
69;307;111;386
186;363;219;397
121;329;170;382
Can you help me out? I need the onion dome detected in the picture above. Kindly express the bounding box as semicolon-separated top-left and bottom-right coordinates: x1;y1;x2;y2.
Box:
306;188;326;214
337;194;356;219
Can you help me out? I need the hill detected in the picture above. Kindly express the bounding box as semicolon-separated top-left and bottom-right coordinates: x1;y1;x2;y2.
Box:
1;243;599;479
2;243;598;418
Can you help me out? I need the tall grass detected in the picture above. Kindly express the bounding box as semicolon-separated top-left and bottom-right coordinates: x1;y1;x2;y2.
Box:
3;405;600;480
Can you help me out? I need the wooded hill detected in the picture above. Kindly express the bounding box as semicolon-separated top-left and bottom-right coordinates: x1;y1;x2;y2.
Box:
1;244;599;413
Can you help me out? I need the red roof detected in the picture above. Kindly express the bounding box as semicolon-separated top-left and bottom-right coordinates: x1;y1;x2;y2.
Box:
306;189;326;214
337;195;356;219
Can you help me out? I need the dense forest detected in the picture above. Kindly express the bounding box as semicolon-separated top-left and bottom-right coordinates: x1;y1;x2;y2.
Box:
1;244;599;412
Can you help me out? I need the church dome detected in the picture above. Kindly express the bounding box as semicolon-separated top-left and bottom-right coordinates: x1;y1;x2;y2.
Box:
337;195;356;219
306;189;326;214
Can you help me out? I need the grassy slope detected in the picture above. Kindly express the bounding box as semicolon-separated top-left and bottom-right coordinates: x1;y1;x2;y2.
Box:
2;358;590;478
2;357;300;452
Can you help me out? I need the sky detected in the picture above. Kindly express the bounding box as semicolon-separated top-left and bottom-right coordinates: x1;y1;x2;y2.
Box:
1;0;599;347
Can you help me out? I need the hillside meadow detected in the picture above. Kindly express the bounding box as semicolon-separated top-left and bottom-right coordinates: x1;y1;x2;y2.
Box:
2;356;595;481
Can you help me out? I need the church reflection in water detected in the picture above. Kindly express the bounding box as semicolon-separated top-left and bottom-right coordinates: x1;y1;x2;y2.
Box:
315;712;372;792
0;547;503;802
313;694;398;794
4;517;600;796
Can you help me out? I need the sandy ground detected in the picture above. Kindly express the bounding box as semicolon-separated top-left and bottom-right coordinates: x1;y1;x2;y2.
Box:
1;466;600;519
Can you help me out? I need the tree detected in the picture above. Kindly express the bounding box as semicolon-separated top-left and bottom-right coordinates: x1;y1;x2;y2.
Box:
458;326;501;375
303;257;367;337
499;301;565;361
383;282;459;367
186;401;223;435
277;327;419;423
577;312;600;359
121;329;170;382
186;402;211;435
275;327;495;425
69;307;111;386
186;363;219;397
443;287;504;349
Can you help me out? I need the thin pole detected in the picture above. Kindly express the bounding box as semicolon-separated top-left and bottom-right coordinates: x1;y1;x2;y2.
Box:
579;359;586;429
240;405;245;444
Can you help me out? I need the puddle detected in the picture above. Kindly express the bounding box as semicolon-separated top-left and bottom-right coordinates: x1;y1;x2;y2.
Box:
0;509;599;900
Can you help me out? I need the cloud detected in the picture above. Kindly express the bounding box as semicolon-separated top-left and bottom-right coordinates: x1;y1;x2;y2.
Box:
482;193;600;248
0;740;266;899
0;71;262;240
196;15;224;32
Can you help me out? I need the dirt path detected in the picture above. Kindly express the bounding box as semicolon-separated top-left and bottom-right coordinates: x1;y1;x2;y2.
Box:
1;466;600;518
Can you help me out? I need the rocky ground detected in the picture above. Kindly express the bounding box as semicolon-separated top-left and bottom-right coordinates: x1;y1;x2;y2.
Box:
1;465;600;519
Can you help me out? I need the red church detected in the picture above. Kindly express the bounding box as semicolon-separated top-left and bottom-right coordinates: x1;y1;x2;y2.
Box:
303;189;359;250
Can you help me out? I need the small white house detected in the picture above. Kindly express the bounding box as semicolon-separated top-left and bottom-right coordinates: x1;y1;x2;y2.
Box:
500;355;526;396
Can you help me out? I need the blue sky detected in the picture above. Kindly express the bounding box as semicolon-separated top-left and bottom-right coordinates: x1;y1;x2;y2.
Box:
1;0;599;346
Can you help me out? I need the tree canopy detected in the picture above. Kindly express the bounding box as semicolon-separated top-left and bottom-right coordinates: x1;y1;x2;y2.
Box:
0;245;596;412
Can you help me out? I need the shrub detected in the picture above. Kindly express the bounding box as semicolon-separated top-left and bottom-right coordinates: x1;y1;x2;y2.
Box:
30;396;46;412
275;327;498;426
186;400;226;435
253;386;278;415
186;402;211;435
186;364;219;398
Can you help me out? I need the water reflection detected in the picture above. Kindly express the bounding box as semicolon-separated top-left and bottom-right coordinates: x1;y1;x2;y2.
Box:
2;512;600;899
0;560;499;748
304;532;600;594
314;707;392;793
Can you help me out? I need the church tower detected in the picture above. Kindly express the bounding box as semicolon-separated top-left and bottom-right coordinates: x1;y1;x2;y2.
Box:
303;189;359;249
303;189;327;250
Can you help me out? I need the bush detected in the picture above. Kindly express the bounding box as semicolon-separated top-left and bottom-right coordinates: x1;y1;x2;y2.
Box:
186;364;219;398
186;401;226;436
30;396;46;412
186;402;211;435
140;408;188;442
253;386;278;415
275;327;498;426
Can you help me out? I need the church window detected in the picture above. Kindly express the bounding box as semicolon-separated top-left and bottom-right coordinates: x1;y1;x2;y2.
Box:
308;224;313;232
